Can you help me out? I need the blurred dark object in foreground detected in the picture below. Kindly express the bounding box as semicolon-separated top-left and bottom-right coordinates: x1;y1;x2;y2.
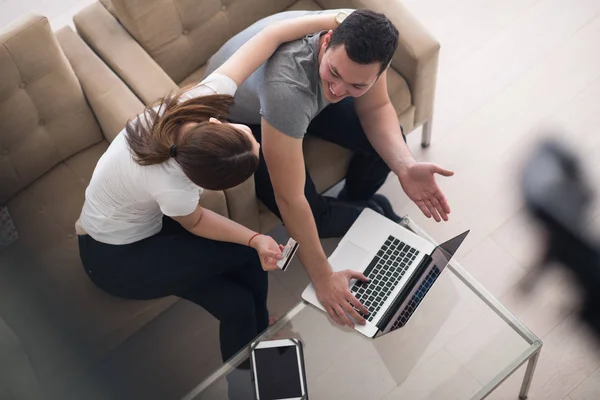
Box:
521;138;600;340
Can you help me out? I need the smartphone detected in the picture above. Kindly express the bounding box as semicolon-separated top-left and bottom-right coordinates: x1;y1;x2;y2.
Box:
276;238;299;271
250;338;307;400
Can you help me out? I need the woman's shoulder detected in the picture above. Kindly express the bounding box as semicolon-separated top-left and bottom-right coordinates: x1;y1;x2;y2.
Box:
103;130;129;155
145;159;202;191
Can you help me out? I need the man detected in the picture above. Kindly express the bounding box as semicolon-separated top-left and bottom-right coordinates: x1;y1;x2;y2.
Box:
205;9;453;328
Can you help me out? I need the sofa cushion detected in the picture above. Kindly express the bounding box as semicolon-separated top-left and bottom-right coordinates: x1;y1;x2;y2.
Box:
102;0;298;83
178;64;207;87
0;15;103;205
199;189;228;218
387;67;413;116
176;0;319;88
304;136;351;194
286;0;323;11
0;142;177;386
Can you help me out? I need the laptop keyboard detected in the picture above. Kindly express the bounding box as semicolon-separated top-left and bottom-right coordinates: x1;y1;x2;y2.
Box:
351;236;419;322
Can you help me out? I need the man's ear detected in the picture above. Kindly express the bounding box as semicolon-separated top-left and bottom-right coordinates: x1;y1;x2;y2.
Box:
323;30;333;48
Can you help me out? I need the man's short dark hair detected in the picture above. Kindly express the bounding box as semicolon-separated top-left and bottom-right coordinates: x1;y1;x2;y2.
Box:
328;9;399;75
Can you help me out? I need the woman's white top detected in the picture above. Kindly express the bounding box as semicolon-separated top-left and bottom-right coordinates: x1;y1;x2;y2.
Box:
79;73;237;245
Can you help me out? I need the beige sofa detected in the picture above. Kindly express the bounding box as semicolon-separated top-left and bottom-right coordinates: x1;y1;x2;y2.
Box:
74;0;441;233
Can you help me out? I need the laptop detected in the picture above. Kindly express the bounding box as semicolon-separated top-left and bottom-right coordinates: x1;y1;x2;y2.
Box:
302;208;469;338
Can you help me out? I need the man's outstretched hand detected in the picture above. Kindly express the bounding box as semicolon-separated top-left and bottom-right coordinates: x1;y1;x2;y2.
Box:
314;270;370;328
398;162;454;222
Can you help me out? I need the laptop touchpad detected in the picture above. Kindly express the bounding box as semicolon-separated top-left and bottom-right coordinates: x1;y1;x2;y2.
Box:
330;241;370;272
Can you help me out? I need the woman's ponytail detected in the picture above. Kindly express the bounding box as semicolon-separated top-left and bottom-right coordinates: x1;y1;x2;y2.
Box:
125;89;233;166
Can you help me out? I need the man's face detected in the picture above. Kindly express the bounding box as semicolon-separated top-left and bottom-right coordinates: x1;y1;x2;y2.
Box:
318;32;382;103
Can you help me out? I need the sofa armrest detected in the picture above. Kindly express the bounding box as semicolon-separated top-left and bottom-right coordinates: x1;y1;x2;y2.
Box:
55;26;145;142
73;2;178;106
224;177;261;232
315;0;440;127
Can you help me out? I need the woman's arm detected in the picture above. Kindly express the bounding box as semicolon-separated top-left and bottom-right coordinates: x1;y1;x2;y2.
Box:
173;205;256;246
214;13;340;86
172;205;283;269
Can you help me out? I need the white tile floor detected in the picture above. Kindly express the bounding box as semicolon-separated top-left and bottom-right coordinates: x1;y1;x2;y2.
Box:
3;0;600;399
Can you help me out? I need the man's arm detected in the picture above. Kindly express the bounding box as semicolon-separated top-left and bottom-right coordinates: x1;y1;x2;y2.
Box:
214;14;338;87
355;71;454;221
261;118;369;327
260;118;328;279
355;72;415;175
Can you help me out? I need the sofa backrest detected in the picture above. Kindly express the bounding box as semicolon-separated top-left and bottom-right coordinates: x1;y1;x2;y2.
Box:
0;15;103;205
101;0;297;83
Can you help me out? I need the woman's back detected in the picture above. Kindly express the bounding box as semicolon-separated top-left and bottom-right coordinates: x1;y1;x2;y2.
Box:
80;131;201;245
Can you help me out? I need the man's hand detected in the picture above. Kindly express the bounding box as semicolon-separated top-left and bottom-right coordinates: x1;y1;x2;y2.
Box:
314;270;370;328
398;162;454;222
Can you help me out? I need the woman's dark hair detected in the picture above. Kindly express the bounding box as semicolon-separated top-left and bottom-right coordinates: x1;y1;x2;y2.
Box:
328;9;399;75
125;90;259;191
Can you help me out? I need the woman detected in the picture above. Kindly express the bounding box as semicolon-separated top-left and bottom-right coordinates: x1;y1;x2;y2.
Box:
76;13;340;364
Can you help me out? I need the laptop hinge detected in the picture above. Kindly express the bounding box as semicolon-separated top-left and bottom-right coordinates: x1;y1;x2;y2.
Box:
376;254;432;331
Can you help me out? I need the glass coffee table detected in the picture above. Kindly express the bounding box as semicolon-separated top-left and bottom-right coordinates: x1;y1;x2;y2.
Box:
182;216;542;400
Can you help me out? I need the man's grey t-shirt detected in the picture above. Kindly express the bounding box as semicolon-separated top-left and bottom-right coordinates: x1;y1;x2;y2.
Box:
205;10;346;139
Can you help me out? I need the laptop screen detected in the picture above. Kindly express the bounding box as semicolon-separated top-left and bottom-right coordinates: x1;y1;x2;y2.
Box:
439;231;470;257
382;230;469;334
